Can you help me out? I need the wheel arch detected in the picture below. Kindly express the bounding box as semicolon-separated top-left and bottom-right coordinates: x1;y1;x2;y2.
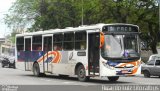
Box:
142;68;151;75
33;61;39;70
142;68;150;73
74;62;84;75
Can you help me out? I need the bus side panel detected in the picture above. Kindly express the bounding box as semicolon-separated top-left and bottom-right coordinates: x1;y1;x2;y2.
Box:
31;51;45;73
24;51;32;71
73;51;88;76
52;51;73;75
51;51;88;76
16;51;25;70
16;51;33;71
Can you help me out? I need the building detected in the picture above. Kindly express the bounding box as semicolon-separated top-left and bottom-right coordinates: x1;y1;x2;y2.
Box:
0;38;5;55
158;49;160;54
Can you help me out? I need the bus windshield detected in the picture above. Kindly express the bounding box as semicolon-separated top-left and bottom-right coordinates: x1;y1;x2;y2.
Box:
101;34;140;60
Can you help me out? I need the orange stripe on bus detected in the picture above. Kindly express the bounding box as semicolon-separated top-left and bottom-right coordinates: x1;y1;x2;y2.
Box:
117;60;140;75
52;51;61;63
37;51;60;63
118;60;140;67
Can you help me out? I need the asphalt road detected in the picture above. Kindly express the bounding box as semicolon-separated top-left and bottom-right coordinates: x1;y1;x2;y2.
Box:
1;65;160;91
0;66;160;85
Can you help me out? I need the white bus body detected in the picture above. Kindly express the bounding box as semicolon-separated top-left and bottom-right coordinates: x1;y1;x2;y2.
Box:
15;23;142;81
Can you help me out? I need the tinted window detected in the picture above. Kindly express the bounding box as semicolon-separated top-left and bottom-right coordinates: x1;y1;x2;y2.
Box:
43;36;52;51
16;37;24;51
155;60;160;65
32;35;42;51
75;31;86;50
25;38;31;51
63;32;74;50
53;34;63;51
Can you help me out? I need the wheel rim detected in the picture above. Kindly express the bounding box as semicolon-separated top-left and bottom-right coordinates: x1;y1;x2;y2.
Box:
77;65;87;80
79;68;85;78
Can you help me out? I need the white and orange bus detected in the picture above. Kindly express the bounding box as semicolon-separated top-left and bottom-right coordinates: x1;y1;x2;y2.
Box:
15;23;142;81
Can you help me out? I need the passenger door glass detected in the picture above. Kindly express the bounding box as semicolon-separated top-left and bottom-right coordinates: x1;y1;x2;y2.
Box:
155;60;160;66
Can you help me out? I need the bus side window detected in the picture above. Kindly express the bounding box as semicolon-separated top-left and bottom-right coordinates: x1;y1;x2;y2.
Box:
75;31;86;50
32;35;42;51
53;34;63;51
25;38;31;51
16;37;24;51
37;46;42;51
63;32;74;50
44;44;48;51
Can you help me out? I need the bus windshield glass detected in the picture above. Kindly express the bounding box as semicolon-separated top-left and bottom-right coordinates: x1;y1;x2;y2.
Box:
101;34;140;60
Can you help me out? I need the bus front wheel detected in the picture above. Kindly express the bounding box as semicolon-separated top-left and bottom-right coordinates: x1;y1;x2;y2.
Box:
108;76;119;81
33;63;41;77
77;65;89;82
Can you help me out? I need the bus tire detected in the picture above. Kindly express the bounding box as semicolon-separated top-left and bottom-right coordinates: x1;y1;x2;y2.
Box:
33;63;41;77
77;65;89;82
108;76;119;81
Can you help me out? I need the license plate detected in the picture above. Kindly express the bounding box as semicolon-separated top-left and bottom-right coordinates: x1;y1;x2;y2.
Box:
121;70;128;73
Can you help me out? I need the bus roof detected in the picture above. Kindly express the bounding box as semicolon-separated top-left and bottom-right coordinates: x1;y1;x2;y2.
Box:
16;23;138;37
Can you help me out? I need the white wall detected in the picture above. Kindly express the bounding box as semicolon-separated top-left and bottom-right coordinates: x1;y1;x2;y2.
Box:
158;49;160;54
0;42;5;55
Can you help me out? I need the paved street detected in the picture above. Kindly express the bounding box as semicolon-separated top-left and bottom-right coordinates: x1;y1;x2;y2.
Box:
0;66;160;85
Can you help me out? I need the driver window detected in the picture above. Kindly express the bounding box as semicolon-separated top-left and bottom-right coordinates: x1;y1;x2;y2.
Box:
155;60;160;66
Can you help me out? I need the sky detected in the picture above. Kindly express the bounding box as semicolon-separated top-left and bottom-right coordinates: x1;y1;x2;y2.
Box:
0;0;16;38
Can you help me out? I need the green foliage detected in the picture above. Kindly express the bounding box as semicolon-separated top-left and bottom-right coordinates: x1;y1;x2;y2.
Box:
4;0;39;30
158;42;160;49
4;0;159;53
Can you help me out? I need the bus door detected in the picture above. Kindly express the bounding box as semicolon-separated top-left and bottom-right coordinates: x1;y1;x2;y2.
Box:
43;35;53;73
24;37;32;71
88;32;100;75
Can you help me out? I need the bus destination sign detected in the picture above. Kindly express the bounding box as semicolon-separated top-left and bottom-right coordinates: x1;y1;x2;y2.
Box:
102;25;138;32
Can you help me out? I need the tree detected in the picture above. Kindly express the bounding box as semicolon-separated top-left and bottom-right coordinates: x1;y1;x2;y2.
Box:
99;0;159;53
4;0;40;31
135;0;159;54
4;0;159;53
